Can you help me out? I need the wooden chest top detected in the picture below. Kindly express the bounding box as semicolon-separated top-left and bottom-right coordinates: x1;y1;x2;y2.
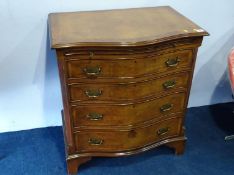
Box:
48;6;208;48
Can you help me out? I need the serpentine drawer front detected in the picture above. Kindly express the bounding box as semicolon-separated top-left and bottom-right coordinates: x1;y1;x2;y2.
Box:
71;92;186;127
66;49;193;79
68;72;189;102
48;6;208;175
74;117;182;152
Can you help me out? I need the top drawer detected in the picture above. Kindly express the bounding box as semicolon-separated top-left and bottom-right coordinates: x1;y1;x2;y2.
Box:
65;49;193;80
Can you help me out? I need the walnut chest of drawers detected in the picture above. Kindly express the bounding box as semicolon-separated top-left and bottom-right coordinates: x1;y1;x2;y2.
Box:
48;6;208;174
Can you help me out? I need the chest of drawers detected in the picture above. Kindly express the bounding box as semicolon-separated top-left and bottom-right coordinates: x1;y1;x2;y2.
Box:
48;6;208;174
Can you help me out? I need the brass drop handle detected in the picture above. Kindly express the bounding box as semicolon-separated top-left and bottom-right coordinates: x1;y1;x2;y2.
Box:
165;57;180;67
83;66;101;78
163;80;176;89
160;103;173;112
85;89;102;98
86;113;103;120
89;138;103;145
157;127;169;136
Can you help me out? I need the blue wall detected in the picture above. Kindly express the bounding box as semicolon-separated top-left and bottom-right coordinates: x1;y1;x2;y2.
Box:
0;0;234;132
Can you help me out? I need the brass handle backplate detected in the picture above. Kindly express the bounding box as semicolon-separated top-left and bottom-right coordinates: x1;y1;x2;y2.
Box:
163;80;176;89
89;138;103;145
157;127;169;136
86;113;103;120
165;57;180;67
160;103;173;112
83;66;101;78
85;89;102;98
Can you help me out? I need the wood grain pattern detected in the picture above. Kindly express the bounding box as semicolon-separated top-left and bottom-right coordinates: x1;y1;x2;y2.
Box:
74;117;183;152
48;6;208;174
65;136;187;164
71;92;186;128
66;49;193;79
48;6;208;48
62;37;202;58
68;72;189;102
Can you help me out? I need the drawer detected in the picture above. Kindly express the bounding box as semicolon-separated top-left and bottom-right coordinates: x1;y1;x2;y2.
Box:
72;92;186;127
66;49;193;79
68;72;189;102
74;117;182;152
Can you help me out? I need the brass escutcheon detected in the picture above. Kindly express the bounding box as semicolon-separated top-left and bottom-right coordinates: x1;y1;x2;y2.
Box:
86;113;103;120
157;127;169;136
85;89;102;98
165;57;180;67
83;66;101;78
163;80;176;89
160;103;173;112
89;138;103;145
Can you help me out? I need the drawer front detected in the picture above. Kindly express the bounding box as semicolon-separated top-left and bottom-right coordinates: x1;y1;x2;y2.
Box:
66;49;193;79
68;72;189;102
72;92;186;127
74;117;182;152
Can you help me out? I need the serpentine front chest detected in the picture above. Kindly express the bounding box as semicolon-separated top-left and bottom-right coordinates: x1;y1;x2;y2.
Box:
48;6;208;174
